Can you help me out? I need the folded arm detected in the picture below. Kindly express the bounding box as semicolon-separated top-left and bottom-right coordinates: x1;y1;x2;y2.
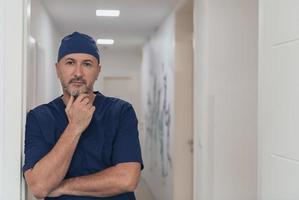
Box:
49;162;141;197
24;124;81;198
24;95;95;198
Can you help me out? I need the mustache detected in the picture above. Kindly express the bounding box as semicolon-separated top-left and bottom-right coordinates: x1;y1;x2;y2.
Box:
69;77;86;84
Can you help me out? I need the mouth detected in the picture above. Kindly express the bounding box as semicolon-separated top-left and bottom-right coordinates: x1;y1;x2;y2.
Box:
71;81;85;86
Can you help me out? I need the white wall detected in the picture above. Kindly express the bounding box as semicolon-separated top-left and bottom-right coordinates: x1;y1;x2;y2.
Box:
141;13;175;200
259;0;299;199
99;48;142;117
141;1;194;198
100;48;142;76
30;0;62;104
0;0;25;199
193;0;258;199
0;0;4;198
193;0;209;199
173;4;193;200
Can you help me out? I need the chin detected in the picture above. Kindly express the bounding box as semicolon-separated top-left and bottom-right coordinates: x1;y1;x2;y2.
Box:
68;88;89;96
70;90;80;97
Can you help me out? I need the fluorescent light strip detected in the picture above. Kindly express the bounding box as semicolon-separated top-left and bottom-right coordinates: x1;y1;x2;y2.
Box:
96;10;120;17
97;39;114;45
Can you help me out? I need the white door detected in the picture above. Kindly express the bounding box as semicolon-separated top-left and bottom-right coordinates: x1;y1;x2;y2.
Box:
259;0;299;199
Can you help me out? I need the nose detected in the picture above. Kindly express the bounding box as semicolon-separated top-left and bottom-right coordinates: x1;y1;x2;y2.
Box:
74;64;83;77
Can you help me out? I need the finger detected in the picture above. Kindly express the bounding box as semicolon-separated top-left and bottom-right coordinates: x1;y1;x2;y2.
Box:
82;98;90;105
87;105;95;113
76;94;89;102
86;103;93;109
65;96;74;111
90;106;96;113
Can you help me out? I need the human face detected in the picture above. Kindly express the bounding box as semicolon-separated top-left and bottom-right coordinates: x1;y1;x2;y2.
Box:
56;53;101;98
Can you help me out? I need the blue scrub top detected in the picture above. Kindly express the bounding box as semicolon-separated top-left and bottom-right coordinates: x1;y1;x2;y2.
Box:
23;92;143;200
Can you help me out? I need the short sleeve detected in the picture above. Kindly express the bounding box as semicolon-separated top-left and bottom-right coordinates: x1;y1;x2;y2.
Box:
22;111;51;173
112;104;144;169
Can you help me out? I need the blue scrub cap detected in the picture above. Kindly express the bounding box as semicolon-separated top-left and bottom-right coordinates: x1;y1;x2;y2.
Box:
57;31;100;63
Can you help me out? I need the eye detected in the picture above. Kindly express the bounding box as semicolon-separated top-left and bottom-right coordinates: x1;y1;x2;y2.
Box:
66;60;75;65
83;62;92;67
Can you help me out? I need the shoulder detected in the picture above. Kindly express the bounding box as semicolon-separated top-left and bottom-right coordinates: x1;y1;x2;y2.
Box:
96;92;133;111
104;96;132;110
104;96;137;122
27;97;62;121
95;93;136;120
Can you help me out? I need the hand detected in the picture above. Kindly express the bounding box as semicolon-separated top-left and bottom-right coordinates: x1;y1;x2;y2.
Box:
65;94;96;134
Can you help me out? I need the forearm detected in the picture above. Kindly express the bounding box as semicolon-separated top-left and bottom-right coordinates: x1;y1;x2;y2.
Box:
25;124;81;197
57;163;141;197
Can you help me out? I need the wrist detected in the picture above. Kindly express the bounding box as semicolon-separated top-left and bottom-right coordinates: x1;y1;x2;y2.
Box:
66;123;82;136
58;178;74;196
48;181;66;198
58;179;68;195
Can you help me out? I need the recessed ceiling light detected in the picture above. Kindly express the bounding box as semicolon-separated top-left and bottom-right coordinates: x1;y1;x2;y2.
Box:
29;36;36;44
97;39;114;45
96;10;120;17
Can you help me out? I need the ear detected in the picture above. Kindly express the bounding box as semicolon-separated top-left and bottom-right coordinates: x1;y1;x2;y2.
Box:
96;64;101;80
55;62;60;79
98;64;102;73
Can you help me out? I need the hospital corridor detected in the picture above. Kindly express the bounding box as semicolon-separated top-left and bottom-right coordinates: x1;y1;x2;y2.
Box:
1;0;299;200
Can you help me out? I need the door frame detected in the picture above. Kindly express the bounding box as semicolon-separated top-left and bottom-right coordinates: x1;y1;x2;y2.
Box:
0;0;30;199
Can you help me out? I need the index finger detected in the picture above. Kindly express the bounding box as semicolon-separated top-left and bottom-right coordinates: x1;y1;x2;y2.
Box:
66;95;74;111
76;93;89;102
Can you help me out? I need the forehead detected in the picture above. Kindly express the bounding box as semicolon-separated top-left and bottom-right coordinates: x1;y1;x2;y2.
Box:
61;53;98;62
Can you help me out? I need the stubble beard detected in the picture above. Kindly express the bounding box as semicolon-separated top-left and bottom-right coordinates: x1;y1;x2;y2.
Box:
61;79;92;99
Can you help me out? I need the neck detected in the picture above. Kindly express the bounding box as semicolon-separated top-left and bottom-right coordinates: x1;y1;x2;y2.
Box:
62;91;96;105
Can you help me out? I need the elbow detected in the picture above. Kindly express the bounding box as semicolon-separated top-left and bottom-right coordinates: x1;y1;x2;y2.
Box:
123;177;140;192
126;182;138;192
25;173;50;199
28;183;50;199
116;163;142;193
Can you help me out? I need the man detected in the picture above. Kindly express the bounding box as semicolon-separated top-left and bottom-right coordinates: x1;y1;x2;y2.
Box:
23;32;143;200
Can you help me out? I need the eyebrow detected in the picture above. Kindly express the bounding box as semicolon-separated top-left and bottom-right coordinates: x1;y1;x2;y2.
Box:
64;57;75;62
64;57;94;63
82;59;94;63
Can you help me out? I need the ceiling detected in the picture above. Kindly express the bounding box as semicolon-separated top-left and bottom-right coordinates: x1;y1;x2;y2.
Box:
41;0;182;51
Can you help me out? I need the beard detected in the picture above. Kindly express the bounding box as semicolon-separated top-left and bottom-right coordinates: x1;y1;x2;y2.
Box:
60;76;92;98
